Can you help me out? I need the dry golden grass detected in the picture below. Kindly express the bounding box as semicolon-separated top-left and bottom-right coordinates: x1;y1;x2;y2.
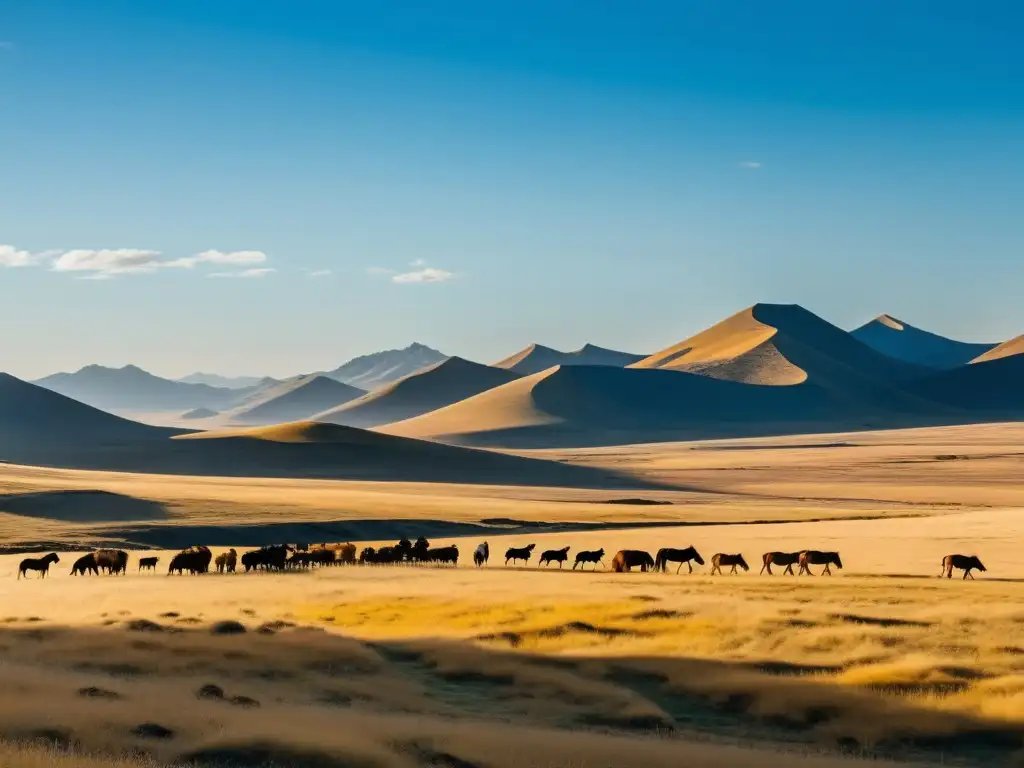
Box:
0;422;1022;765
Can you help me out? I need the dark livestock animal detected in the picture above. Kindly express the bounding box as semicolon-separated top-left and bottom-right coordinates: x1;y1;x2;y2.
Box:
942;554;986;580
573;548;605;570
168;545;213;575
215;548;237;573
760;551;802;576
654;546;705;574
427;545;459;565
539;546;571;568
240;544;290;572
473;542;489;567
71;553;99;576
710;553;749;575
18;553;59;579
611;550;655;573
95;548;129;575
505;544;536;566
411;537;431;563
798;550;843;576
138;556;159;572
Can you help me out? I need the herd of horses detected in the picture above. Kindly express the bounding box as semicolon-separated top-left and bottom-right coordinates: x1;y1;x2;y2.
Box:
14;542;989;581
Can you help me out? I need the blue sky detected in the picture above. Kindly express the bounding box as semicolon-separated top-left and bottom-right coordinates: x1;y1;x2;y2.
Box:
1;1;1022;378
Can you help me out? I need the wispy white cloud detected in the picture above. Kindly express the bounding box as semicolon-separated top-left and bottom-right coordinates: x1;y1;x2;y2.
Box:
392;266;455;284
208;267;275;279
304;268;332;277
739;160;762;169
369;259;457;284
51;249;166;275
0;244;36;267
2;242;275;279
166;249;267;269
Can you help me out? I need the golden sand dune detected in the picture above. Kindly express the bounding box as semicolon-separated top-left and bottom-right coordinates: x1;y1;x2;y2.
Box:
380;361;951;448
971;334;1024;364
312;356;521;428
494;343;646;375
852;313;996;369
223;374;363;425
632;303;926;387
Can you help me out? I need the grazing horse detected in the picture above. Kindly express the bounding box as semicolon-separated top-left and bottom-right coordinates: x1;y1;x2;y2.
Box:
473;542;489;567
95;548;129;575
760;552;802;576
710;553;749;575
798;551;843;576
942;554;986;580
18;553;59;579
71;553;99;576
539;546;571;568
215;549;237;574
427;545;459;565
505;544;536;566
611;550;655;573
573;548;605;570
654;546;705;574
138;556;159;572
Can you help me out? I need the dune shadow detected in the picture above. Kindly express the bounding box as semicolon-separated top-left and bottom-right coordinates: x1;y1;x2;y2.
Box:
0;490;169;522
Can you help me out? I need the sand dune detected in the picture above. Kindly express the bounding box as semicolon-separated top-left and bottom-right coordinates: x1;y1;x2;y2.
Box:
313;356;521;428
633;303;927;387
381;362;953;448
222;375;363;425
971;334;1024;364
851;313;996;369
909;353;1024;414
495;343;646;375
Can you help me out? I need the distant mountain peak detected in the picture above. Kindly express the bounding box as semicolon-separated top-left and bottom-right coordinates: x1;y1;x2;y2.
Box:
326;343;448;390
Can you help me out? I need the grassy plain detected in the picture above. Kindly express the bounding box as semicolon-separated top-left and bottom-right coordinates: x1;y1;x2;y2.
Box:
0;423;1021;766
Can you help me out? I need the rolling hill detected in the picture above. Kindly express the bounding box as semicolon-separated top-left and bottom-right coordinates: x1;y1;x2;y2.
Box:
908;352;1024;413
34;364;244;412
313;356;521;428
224;375;364;425
851;314;996;369
0;372;175;457
494;343;646;375
324;343;447;389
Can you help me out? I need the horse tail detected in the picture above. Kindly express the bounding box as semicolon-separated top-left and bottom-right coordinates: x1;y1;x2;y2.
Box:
653;549;663;572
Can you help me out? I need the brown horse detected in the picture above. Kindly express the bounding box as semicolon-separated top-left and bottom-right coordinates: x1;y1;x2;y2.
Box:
760;551;801;575
611;550;655;573
654;546;704;574
18;553;59;579
710;553;749;575
798;550;843;576
95;549;128;575
215;549;237;573
573;549;605;570
71;553;99;576
504;544;535;566
539;546;571;568
941;554;986;580
138;556;159;572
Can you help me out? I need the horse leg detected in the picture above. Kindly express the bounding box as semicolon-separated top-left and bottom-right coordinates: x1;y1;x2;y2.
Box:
688;561;693;574
823;564;831;575
785;564;794;576
676;561;682;574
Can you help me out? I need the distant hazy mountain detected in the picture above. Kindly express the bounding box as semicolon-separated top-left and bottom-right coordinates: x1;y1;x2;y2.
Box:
851;314;996;370
177;373;275;389
323;343;447;390
224;375;364;425
33;364;244;412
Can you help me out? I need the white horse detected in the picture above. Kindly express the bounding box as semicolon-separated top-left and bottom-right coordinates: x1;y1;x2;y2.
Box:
473;542;489;567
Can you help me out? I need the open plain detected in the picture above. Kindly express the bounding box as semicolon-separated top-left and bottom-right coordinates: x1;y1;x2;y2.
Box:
0;422;1021;766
